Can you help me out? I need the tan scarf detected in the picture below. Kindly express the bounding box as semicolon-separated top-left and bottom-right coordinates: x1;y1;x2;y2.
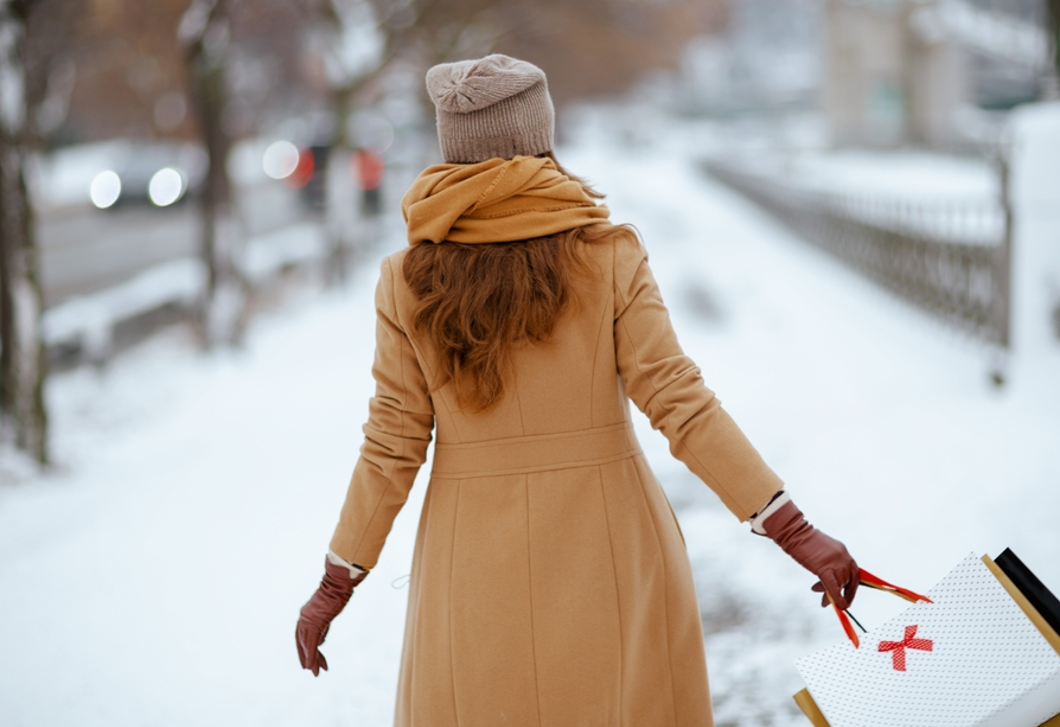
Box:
401;156;610;245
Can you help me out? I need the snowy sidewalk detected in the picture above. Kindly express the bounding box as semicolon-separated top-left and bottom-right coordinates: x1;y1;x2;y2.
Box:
567;132;1060;723
2;132;1058;726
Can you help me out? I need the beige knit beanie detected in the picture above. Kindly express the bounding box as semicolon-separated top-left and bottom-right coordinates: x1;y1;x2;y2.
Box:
426;54;554;163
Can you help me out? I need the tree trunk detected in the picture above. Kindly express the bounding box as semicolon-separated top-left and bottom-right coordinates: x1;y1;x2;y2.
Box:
1047;0;1060;98
0;0;48;464
181;0;247;348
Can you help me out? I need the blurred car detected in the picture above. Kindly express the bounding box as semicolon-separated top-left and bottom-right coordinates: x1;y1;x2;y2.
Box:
87;141;207;210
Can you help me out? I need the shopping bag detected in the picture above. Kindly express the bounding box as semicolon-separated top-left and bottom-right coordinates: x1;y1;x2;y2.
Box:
792;551;1060;727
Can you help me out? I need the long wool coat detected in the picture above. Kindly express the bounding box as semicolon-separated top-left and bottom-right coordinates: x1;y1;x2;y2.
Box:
329;232;783;727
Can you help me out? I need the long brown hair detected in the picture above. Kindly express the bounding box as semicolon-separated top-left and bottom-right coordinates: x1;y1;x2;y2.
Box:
402;153;624;412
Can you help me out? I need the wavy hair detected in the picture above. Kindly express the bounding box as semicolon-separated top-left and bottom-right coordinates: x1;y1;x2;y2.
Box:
402;153;631;412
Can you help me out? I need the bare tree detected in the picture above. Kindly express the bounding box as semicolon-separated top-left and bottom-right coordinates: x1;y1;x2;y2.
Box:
1048;0;1060;96
0;0;47;463
339;0;727;103
180;0;247;348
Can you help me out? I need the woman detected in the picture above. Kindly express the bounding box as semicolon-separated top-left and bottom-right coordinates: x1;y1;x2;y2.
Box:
296;54;859;726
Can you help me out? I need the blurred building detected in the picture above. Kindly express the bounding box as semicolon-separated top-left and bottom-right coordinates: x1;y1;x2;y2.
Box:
823;0;1050;149
679;0;821;117
675;0;1050;149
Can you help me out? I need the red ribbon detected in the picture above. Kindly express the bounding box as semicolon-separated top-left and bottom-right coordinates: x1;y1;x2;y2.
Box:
859;569;933;604
830;599;860;649
878;625;933;671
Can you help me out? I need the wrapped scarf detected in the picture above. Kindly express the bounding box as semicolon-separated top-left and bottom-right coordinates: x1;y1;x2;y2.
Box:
401;156;610;245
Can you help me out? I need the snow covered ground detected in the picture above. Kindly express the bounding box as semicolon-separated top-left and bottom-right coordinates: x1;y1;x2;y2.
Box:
2;117;1059;726
724;148;999;201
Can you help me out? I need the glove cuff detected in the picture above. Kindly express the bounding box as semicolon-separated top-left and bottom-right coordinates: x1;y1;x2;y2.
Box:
749;490;792;536
326;549;368;580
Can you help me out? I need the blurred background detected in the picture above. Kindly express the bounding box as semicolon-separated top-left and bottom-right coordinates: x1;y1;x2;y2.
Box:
1;0;741;464
0;0;1056;463
1;1;1059;725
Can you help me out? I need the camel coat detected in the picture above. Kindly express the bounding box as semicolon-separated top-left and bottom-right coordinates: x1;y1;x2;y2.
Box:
329;232;783;727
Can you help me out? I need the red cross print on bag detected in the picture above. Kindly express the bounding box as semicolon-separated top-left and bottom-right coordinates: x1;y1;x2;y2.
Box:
877;624;934;671
826;568;933;649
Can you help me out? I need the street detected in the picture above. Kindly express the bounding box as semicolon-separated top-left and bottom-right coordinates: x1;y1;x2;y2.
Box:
38;179;308;307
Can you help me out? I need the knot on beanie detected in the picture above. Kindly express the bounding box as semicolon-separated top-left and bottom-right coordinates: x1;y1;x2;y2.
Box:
427;55;546;114
425;54;554;163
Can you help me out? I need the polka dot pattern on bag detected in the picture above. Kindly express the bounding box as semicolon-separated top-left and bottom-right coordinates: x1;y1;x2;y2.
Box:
795;553;1060;727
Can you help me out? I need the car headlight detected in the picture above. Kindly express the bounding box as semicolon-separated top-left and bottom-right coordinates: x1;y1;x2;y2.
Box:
148;167;186;207
262;140;299;180
89;170;122;209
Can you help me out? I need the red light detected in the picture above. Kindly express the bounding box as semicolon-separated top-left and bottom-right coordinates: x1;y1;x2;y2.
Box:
351;148;385;191
285;148;315;189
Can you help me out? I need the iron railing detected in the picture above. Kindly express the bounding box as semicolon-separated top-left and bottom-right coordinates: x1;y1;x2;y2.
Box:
703;160;1012;348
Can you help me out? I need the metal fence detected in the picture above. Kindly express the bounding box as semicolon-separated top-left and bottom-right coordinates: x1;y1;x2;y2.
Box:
703;160;1012;348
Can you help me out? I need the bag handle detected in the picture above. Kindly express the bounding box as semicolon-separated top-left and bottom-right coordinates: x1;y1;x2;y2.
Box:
829;568;932;649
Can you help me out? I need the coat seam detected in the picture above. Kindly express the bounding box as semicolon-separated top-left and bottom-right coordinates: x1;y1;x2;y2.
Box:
588;292;608;430
403;484;428;723
612;241;634;317
430;449;640;479
597;463;625;727
515;367;526;436
525;473;544;727
449;481;462;724
394;257;409;452
631;456;680;725
436;422;631;450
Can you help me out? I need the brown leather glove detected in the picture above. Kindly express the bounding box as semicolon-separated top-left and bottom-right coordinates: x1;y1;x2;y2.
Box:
296;557;368;676
762;500;859;610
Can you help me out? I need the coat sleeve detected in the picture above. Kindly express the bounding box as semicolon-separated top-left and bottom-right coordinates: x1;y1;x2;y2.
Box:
613;239;782;522
329;256;435;568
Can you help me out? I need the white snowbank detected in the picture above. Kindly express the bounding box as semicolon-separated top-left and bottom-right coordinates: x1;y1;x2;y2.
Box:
43;258;205;348
243;220;327;284
42;220;328;359
1008;102;1060;353
705;148;1004;244
744;150;998;200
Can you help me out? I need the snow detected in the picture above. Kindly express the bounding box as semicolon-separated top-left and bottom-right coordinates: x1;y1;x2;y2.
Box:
243;220;327;284
41;220;327;359
1008;102;1060;354
42;258;205;348
2;112;1059;726
1010;102;1060;206
693;101;1060;354
910;0;1049;68
705;147;1005;244
760;150;998;200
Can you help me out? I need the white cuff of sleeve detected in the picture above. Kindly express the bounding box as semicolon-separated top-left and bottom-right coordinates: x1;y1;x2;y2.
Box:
749;490;791;536
327;549;368;579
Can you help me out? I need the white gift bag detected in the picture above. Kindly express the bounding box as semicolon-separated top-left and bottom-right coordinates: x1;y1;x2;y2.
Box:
793;552;1060;727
